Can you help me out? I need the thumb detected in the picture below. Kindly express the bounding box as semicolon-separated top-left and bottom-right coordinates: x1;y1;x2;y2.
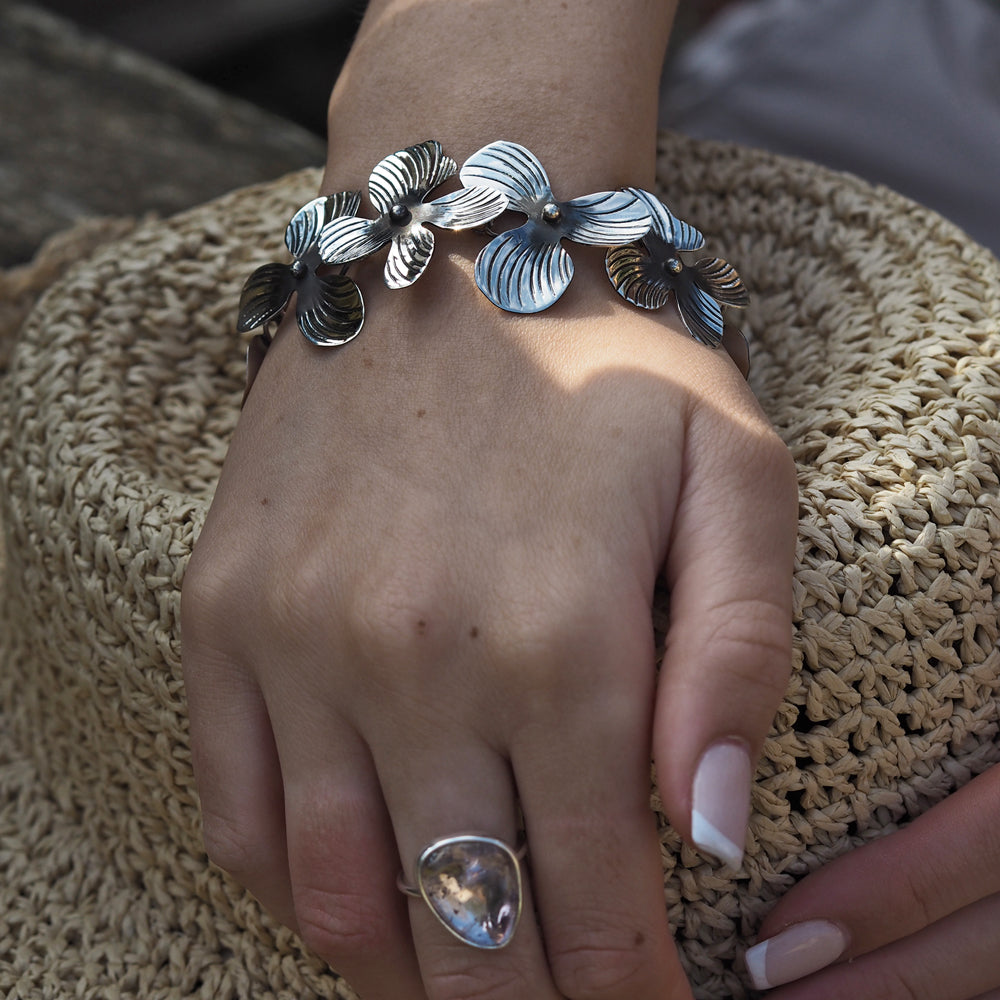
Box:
654;392;797;868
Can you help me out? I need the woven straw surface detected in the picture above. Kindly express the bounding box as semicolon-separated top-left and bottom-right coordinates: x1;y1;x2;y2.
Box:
2;132;1000;999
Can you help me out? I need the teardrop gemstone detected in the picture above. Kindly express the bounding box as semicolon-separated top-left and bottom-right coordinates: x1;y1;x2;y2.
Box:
416;836;523;949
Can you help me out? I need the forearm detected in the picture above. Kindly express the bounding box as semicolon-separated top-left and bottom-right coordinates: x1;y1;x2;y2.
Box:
325;0;677;192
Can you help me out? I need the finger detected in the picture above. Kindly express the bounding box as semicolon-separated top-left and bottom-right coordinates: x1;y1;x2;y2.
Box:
279;716;426;1000
747;765;1000;989
512;605;693;1000
654;376;798;868
762;891;1000;1000
181;644;295;928
375;734;562;1000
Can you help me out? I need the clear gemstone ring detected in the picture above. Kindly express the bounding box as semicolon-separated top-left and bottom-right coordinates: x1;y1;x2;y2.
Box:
397;834;526;949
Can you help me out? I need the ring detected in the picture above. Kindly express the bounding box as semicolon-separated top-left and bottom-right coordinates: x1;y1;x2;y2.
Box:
397;834;526;949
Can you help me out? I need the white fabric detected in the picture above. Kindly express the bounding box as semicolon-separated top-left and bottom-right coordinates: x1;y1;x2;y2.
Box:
662;0;1000;254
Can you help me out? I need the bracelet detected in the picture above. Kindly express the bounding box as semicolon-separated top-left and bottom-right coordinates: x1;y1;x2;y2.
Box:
236;139;748;351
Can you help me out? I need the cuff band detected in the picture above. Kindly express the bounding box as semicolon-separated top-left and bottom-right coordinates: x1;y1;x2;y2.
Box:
236;138;748;349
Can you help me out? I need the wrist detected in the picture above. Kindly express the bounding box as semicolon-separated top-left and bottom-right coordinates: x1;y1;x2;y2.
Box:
324;0;675;194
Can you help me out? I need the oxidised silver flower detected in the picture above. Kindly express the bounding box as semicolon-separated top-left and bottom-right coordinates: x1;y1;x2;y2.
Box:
237;192;366;347
606;187;749;347
318;140;508;289
459;141;652;313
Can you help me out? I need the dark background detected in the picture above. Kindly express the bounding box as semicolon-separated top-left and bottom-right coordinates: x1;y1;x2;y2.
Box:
30;0;728;138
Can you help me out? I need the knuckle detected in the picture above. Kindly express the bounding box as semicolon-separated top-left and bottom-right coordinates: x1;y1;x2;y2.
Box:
898;864;936;929
746;425;796;482
763;428;797;477
701;598;793;690
548;923;652;999
495;588;644;737
887;970;924;1000
288;794;397;962
715;425;798;520
264;544;338;638
293;881;394;963
343;561;452;662
495;586;590;675
422;962;529;1000
181;549;243;643
201;807;269;881
806;960;926;1000
847;967;922;1000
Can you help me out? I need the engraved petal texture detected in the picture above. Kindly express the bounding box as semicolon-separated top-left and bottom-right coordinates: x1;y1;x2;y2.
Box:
296;274;365;346
429;186;508;230
460;141;552;214
385;225;435;289
318;217;391;265
676;280;725;347
475;227;574;313
324;189;364;222
236;263;296;332
694;257;750;307
369;140;457;214
666;210;705;253
605;245;672;310
563;191;651;246
626;188;704;251
285;192;362;259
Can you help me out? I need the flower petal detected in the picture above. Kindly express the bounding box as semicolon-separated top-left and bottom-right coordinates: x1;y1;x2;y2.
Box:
562;191;651;246
625;188;704;250
369;140;456;214
236;262;296;332
326;189;364;220
285;192;362;258
318;216;391;264
385;225;435;289
460;141;552;215
429;186;507;230
676;279;725;347
693;257;750;307
296;274;365;346
474;227;574;313
606;245;672;310
666;210;704;253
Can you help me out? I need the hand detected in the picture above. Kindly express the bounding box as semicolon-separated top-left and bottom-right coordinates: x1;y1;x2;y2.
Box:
745;763;1000;999
181;249;796;1000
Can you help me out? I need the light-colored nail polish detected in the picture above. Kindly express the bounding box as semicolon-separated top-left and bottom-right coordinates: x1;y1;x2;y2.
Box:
745;919;848;990
690;739;752;869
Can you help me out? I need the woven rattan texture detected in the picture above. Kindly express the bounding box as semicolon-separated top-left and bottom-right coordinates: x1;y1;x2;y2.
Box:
2;133;1000;999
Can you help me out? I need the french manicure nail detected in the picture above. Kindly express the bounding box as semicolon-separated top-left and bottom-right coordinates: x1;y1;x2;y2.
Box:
690;739;752;869
745;919;849;990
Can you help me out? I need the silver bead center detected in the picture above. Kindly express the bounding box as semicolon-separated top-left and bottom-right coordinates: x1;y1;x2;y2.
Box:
290;259;308;277
666;257;683;274
389;203;412;226
541;202;562;224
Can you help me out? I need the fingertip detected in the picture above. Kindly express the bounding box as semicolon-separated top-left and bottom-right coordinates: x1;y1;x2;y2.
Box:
653;628;786;861
744;919;849;991
744;936;770;991
689;738;752;869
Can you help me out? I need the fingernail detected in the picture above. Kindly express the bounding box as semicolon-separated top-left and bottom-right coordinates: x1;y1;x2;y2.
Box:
690;739;752;869
745;920;849;990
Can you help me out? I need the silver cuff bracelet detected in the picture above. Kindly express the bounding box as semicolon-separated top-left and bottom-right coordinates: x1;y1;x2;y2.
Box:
236;138;748;350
